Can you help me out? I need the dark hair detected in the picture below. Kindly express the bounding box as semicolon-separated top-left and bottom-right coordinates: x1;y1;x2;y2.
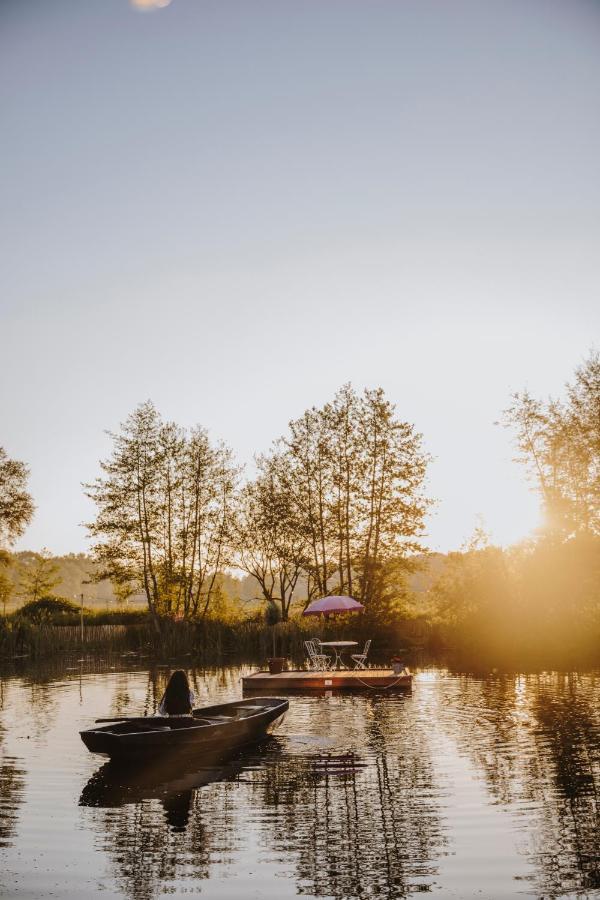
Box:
161;669;192;715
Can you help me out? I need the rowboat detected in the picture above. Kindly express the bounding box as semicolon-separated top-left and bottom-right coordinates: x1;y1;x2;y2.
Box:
80;696;289;760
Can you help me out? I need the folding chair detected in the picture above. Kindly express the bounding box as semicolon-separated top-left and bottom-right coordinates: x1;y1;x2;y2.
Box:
304;640;332;671
351;639;371;669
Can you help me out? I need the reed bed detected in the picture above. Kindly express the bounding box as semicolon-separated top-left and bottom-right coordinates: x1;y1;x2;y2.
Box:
0;609;429;661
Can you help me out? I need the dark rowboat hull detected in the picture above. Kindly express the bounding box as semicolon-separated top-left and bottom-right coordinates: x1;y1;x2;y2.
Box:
80;696;288;760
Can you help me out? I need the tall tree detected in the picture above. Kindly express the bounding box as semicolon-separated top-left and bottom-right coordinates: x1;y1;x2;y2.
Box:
234;453;307;621
284;406;336;599
281;385;431;611
503;351;600;537
0;447;34;546
355;387;430;607
86;402;239;625
109;573;137;607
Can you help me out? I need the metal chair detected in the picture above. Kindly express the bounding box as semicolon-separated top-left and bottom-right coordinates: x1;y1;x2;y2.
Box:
304;640;332;671
351;639;371;669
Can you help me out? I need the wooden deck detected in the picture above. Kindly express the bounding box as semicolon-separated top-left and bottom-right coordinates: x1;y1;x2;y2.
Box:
242;668;412;693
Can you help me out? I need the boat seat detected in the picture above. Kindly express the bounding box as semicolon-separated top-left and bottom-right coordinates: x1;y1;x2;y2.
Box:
114;725;172;734
231;706;266;719
206;707;266;722
166;717;212;728
110;722;171;734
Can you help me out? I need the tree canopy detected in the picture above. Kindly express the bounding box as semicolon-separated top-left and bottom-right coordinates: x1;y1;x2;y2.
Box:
86;401;239;624
18;549;61;603
0;447;34;546
503;351;600;538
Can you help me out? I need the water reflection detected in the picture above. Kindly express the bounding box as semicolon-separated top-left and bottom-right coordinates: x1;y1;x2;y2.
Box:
0;682;26;854
528;683;600;896
1;659;600;898
80;740;276;814
81;752;247;899
79;708;445;899
430;670;600;897
252;744;445;898
80;749;261;899
0;756;25;849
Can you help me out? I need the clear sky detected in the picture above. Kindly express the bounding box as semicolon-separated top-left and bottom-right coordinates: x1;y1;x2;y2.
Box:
1;0;599;555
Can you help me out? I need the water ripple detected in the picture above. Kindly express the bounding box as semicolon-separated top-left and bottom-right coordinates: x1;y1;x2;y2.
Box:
0;661;599;897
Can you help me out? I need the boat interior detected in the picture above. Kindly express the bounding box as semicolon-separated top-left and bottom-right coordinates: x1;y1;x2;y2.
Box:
104;705;273;733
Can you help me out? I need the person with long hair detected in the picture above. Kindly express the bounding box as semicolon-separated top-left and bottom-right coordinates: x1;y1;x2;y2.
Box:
158;669;195;716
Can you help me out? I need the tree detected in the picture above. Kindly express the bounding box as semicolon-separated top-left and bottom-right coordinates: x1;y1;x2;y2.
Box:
234;453;307;621
354;387;431;607
18;548;60;603
503;351;600;538
563;351;600;534
279;385;432;613
86;401;239;625
0;447;34;546
429;544;515;640
0;549;12;616
284;404;336;600
110;574;137;607
0;575;11;617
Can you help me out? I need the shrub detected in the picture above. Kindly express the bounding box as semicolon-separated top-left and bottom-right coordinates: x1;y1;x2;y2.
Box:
16;595;79;622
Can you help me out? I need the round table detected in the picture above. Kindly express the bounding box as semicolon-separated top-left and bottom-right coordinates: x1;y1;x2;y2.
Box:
318;640;358;670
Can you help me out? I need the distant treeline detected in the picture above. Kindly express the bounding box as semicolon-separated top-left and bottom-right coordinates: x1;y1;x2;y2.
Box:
0;549;444;616
0;551;264;613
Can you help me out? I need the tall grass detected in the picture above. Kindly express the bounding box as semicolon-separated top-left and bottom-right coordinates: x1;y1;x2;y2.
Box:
0;608;427;661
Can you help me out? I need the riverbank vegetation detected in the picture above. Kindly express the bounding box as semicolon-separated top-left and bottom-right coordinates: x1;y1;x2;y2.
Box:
1;355;599;665
0;597;427;662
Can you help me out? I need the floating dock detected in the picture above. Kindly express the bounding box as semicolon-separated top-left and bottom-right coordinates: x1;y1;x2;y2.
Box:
242;668;412;693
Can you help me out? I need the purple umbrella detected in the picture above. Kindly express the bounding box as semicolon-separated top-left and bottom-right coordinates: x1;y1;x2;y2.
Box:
302;595;365;617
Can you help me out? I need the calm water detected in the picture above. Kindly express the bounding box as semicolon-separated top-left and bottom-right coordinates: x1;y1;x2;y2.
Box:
0;658;599;899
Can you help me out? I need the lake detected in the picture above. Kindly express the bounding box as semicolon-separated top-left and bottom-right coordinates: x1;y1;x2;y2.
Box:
0;657;599;898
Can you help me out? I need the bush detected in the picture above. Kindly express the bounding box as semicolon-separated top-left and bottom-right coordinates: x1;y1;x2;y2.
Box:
17;595;79;622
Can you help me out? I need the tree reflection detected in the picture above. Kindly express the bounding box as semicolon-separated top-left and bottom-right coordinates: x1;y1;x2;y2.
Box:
0;755;25;849
245;699;446;898
4;656;600;899
79;716;445;900
79;745;271;899
526;682;600;895
437;669;600;897
0;682;26;854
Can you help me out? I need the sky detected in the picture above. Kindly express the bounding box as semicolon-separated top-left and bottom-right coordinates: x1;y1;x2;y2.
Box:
1;0;599;556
